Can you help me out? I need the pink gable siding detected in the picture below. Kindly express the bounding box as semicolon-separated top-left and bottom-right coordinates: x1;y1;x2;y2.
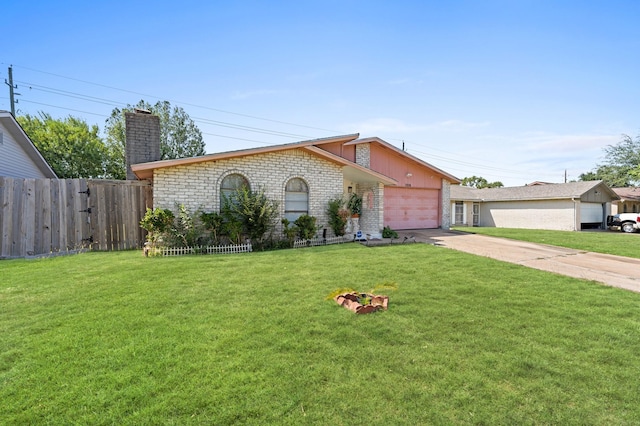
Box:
369;144;442;187
318;141;356;162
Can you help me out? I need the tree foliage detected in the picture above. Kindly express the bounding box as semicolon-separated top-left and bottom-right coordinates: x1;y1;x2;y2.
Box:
104;100;206;179
461;175;504;188
17;113;116;179
580;133;640;187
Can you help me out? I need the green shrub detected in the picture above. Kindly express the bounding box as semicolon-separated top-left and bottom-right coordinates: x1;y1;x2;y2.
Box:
222;187;279;248
140;207;175;243
326;197;349;236
294;214;319;240
200;212;224;245
281;218;297;248
169;204;204;248
382;226;398;238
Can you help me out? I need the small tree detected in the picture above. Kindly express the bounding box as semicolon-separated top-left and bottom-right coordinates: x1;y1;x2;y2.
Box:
169;204;203;248
294;214;319;240
223;186;279;248
200;211;224;245
327;197;349;236
281;218;298;247
140;207;175;244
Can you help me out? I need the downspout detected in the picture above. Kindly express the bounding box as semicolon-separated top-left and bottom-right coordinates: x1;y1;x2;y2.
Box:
571;197;577;231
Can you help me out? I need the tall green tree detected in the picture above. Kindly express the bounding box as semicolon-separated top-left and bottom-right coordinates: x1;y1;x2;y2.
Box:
104;100;206;178
580;133;640;187
18;113;113;179
461;175;504;188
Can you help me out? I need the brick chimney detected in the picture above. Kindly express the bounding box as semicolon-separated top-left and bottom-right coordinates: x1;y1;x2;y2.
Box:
125;109;160;180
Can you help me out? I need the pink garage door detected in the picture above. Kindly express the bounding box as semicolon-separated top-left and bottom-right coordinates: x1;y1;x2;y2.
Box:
384;187;440;230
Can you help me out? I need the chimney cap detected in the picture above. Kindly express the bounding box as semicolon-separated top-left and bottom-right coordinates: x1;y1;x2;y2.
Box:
134;108;152;114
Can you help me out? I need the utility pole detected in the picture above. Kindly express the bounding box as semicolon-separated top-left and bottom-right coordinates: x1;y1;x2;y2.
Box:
4;65;19;116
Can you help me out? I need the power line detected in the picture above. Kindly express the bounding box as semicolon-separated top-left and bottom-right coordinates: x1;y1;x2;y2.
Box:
19;99;112;118
9;63;341;133
18;80;317;140
7;62;570;181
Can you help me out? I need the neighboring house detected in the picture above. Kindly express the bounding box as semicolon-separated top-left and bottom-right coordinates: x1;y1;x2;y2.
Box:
131;133;460;238
0;111;57;178
450;181;619;231
611;187;640;214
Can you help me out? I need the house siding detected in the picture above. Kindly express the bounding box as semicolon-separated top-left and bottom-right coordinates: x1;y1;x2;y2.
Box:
153;148;344;236
480;199;577;231
369;144;442;189
0;122;49;179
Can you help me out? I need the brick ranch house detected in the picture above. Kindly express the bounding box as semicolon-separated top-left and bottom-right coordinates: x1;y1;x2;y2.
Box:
129;127;460;239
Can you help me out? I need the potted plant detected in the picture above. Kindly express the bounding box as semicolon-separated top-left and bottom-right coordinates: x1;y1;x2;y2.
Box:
347;193;362;218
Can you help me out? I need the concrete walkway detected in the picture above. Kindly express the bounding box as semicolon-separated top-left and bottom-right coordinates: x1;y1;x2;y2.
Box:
391;229;640;293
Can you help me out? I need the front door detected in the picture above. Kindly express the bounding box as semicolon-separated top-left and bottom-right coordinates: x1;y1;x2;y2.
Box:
472;203;479;226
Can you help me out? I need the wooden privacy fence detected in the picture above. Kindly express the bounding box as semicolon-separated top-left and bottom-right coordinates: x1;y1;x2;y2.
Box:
0;177;152;258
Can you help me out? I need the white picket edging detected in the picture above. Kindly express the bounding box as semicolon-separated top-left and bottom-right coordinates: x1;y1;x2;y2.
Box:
293;236;349;249
145;235;348;256
149;243;253;257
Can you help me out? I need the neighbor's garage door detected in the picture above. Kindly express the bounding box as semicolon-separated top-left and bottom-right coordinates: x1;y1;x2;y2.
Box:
580;202;604;224
384;187;440;230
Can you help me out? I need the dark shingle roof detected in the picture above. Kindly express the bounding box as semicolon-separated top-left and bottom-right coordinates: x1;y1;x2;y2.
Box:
612;187;640;202
451;181;619;201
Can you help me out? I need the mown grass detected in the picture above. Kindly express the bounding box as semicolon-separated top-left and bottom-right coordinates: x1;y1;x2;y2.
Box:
2;243;640;424
453;226;640;258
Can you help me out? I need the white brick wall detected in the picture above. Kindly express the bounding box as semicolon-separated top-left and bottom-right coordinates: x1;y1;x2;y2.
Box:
357;182;384;237
355;143;371;168
480;199;577;230
153;149;345;236
441;179;451;230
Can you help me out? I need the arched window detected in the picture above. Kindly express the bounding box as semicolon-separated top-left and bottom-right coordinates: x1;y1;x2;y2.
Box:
220;174;249;207
284;178;309;221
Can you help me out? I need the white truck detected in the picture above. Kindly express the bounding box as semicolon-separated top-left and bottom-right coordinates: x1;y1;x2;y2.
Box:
607;213;640;233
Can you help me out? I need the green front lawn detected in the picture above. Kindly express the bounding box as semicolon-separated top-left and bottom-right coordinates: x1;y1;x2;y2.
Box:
453;226;640;258
2;244;640;424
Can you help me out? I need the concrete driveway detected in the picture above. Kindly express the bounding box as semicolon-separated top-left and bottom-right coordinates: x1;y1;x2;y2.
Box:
392;229;640;293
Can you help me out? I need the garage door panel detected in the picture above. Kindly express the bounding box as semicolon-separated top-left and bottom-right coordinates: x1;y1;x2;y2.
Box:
581;202;603;223
384;187;440;229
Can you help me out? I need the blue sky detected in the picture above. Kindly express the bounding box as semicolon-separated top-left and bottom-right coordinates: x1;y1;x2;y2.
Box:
2;1;639;186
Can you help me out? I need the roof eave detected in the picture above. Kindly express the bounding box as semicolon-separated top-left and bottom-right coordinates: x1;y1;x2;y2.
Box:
130;133;361;179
